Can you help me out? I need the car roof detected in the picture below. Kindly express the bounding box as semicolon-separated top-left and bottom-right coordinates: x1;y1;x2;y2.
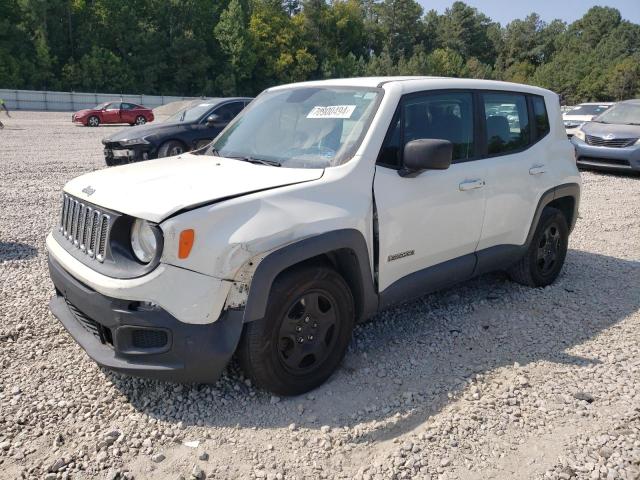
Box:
268;76;555;96
618;98;640;105
188;97;252;105
575;102;615;106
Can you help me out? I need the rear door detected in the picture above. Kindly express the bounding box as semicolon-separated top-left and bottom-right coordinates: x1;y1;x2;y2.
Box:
374;90;487;298
476;92;555;254
120;103;137;123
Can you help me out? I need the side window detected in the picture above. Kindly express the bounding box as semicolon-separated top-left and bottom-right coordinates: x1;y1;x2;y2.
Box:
377;92;474;167
122;103;137;110
213;102;245;122
105;102;121;110
482;93;530;155
404;92;474;162
531;96;550;139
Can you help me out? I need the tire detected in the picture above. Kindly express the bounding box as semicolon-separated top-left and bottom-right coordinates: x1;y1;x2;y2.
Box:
238;265;355;396
508;207;569;287
87;116;100;127
157;140;186;158
135;115;147;125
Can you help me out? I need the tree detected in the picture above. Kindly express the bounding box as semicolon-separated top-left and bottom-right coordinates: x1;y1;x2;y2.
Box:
214;0;256;94
436;1;498;64
377;0;423;61
607;56;640;100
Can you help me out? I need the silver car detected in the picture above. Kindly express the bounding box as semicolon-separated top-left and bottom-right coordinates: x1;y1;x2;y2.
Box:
571;99;640;173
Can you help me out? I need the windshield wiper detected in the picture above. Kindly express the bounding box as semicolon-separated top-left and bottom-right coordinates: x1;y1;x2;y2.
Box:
229;155;282;167
625;122;640;126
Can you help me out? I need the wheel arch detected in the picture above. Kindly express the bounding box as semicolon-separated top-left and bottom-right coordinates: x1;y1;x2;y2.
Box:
525;183;580;247
242;229;378;324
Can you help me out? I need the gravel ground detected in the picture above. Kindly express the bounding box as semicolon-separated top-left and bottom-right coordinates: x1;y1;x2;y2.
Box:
1;111;639;480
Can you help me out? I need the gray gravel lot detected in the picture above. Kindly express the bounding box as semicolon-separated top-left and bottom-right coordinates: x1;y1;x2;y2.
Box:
1;111;639;480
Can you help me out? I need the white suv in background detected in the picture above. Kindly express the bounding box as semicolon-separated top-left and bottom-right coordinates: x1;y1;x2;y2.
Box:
563;102;614;137
47;77;580;395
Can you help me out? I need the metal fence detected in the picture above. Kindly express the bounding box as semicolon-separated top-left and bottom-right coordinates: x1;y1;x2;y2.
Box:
0;89;196;111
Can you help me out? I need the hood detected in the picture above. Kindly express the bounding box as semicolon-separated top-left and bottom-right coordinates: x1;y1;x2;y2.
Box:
581;122;640;139
563;114;594;123
103;121;186;143
64;154;324;223
74;109;94;117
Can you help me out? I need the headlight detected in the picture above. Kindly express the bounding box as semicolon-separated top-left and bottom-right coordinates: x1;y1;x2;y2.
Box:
131;219;158;263
574;129;586;142
635;138;640;145
121;138;150;146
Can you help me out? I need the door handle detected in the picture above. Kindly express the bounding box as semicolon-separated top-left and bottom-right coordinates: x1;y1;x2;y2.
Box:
529;165;546;175
459;179;485;191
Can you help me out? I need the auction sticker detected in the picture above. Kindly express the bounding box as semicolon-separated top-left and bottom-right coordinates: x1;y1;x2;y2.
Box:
307;105;356;119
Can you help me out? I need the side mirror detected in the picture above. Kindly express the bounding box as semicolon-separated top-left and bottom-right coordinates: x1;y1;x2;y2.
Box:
206;114;225;127
400;139;453;177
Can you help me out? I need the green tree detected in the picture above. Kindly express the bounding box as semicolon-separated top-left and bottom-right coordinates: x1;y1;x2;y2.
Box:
607;56;640;100
214;0;256;94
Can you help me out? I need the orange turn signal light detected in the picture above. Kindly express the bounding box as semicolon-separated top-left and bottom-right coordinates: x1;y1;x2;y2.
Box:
178;229;195;259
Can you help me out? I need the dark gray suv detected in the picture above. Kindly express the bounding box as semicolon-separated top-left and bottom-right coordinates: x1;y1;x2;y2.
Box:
571;99;640;173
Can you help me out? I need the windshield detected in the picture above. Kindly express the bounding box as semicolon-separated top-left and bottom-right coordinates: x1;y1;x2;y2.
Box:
594;103;640;125
168;101;217;123
94;102;109;110
208;87;382;168
567;104;610;116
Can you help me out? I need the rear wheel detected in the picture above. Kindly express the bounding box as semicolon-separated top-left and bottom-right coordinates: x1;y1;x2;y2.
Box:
238;265;355;396
508;207;568;287
134;115;147;125
157;140;186;158
87;116;100;127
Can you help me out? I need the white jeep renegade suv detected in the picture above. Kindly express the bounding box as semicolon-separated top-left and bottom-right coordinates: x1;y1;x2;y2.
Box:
47;77;580;395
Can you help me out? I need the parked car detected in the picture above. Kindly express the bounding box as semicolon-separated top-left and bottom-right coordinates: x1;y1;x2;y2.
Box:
571;99;640;173
73;102;154;127
563;102;613;137
47;78;580;395
102;97;252;166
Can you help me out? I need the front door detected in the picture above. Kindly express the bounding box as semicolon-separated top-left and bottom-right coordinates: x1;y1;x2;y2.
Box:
194;101;247;149
374;91;487;300
102;102;122;124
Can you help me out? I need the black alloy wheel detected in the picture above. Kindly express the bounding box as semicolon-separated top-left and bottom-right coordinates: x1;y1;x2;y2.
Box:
238;265;355;396
277;290;339;374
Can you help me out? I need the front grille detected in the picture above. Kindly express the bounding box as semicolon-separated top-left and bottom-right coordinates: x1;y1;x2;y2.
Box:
586;135;637;148
65;298;113;346
132;329;168;349
59;194;111;262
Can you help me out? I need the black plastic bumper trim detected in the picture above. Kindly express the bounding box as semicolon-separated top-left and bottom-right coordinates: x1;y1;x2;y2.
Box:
48;255;243;383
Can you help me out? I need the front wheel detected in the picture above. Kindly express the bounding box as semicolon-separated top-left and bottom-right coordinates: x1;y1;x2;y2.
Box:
87;116;100;127
238;265;355;396
508;207;569;287
157;140;186;158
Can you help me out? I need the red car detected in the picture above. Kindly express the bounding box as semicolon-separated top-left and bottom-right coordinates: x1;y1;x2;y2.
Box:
72;102;154;127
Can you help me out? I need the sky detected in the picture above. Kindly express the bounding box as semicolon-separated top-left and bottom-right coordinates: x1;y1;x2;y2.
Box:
417;0;640;26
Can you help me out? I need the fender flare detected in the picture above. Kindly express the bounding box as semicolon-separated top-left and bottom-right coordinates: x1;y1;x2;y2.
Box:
242;229;379;323
525;182;580;247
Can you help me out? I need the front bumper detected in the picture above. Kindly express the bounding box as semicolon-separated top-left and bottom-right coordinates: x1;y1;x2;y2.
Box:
103;143;154;164
572;138;640;172
49;255;244;383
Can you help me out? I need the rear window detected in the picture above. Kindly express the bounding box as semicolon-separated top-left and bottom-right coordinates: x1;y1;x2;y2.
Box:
532;96;550;139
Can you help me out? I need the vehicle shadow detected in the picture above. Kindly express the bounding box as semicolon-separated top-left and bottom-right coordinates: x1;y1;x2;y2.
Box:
105;248;640;440
0;241;38;261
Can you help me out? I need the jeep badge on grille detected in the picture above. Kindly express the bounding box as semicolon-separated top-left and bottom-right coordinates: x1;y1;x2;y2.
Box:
82;185;96;196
